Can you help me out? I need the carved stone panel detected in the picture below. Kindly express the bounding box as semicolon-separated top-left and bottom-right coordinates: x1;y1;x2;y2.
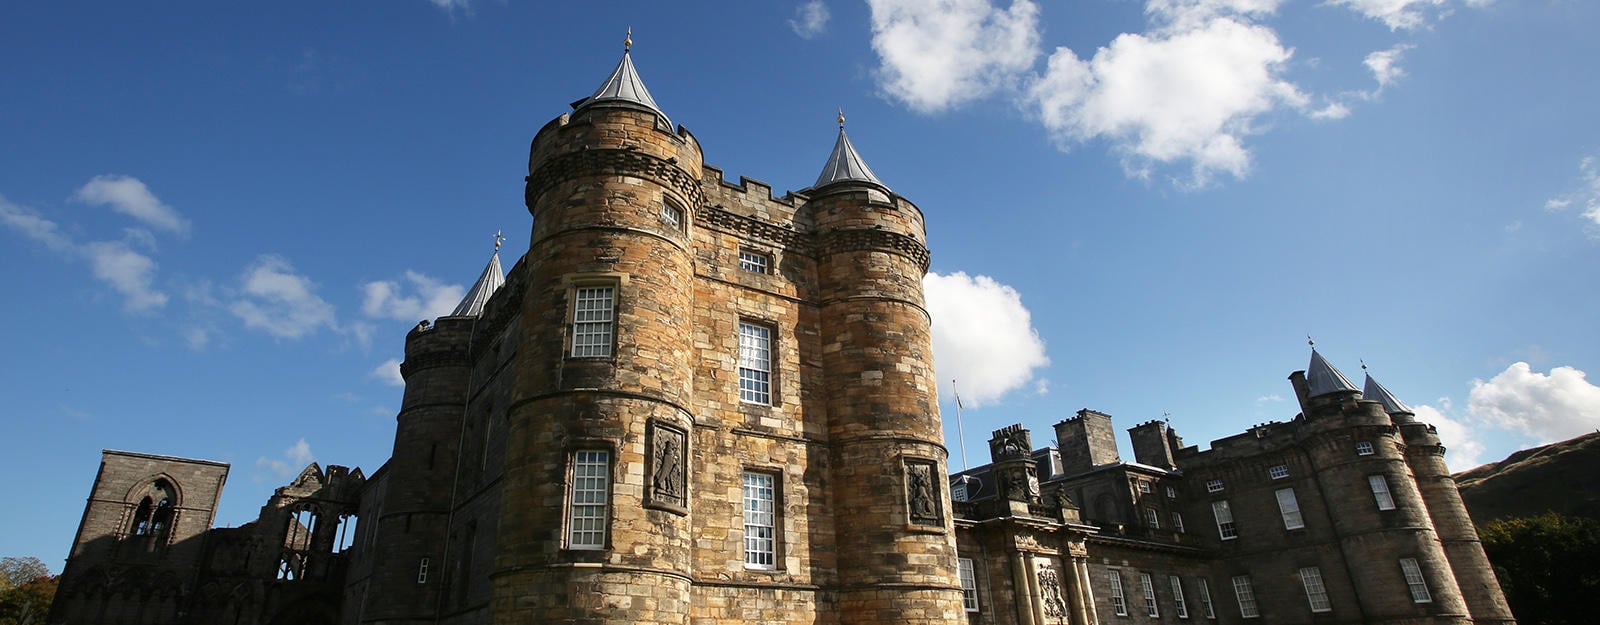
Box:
647;422;687;513
905;460;942;526
1036;560;1069;625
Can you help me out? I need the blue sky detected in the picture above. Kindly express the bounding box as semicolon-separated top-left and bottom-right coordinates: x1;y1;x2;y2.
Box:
4;0;1598;568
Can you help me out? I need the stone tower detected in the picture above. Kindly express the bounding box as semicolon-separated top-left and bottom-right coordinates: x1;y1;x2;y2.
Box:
810;115;966;625
493;42;704;625
1366;374;1516;625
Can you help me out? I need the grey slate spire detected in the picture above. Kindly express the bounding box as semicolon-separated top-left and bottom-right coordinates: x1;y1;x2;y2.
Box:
1362;373;1414;416
812;110;887;191
449;247;505;318
574;30;671;127
1306;349;1361;398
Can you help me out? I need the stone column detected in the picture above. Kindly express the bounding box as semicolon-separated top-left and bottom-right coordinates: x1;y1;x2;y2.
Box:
1076;559;1099;625
1064;557;1088;625
1011;553;1037;625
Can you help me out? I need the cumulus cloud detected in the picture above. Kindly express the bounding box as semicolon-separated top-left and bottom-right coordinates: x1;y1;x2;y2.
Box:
2;195;168;311
361;271;464;322
924;271;1049;407
256;438;314;480
229;255;337;339
1328;0;1450;31
371;358;405;387
1467;362;1600;443
791;1;831;39
866;0;1041;113
1029;16;1306;185
72;174;190;236
1413;402;1488;471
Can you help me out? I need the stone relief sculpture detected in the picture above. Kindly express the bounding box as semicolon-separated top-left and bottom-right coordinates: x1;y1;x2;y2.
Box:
650;424;685;508
906;461;941;525
1037;561;1068;624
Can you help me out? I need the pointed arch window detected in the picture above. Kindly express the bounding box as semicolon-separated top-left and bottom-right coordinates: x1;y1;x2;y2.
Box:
128;479;177;545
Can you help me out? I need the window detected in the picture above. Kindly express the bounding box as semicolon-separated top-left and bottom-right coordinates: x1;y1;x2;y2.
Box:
1369;475;1396;510
1109;570;1128;616
1141;572;1160;617
1147;507;1161;528
951;480;968;503
570;286;615;357
738;249;770;274
1355;441;1375;455
661;202;682;227
1206;479;1224;493
1138;480;1153;494
1269;464;1290;480
1172;511;1186;533
738;322;773;405
959;558;979;612
1232;575;1260;618
1171;576;1190;619
1167;485;1178;499
1198;578;1216;618
743;472;777;568
568;450;609;549
417;557;430;584
1299;567;1331;612
1276;488;1305;530
1212;500;1237;540
1399;558;1432;603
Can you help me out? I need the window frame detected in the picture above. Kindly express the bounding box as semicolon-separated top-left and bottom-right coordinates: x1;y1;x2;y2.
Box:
1276;488;1305;530
1399;558;1433;603
417;557;430;584
1138;479;1153;494
737;320;774;405
959;557;980;612
1369;474;1397;511
1206;479;1224;493
1355;441;1375;456
1141;572;1161;618
661;200;683;228
1299;567;1332;613
742;470;779;569
1109;569;1129;616
1213;500;1237;540
569;284;617;358
567;449;611;550
1166;485;1178;499
1232;575;1260;619
1172;511;1186;533
1171;576;1190;619
1146;507;1161;528
1198;578;1216;619
1269;464;1290;480
737;249;771;274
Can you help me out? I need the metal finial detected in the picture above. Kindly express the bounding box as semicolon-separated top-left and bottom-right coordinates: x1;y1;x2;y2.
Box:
1360;358;1367;371
624;27;632;52
1307;335;1315;347
837;108;845;128
493;230;505;252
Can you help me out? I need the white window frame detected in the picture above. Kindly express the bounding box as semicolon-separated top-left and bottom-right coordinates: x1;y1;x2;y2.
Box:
1206;479;1224;493
1213;500;1237;540
661;201;682;227
1171;575;1190;619
1399;558;1432;603
1232;575;1260;618
1269;464;1290;480
417;557;430;584
1146;507;1161;528
1299;567;1331;613
570;286;615;358
1109;570;1128;616
738;321;773;405
1276;488;1305;530
1355;441;1375;456
1172;511;1186;533
1167;485;1178;499
1369;475;1396;510
568;450;610;549
959;557;979;612
738;249;770;274
1138;480;1153;494
743;471;777;569
1141;572;1160;617
1198;578;1216;618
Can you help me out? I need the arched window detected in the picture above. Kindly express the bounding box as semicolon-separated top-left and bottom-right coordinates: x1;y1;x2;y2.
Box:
129;479;178;541
333;513;357;553
279;503;321;580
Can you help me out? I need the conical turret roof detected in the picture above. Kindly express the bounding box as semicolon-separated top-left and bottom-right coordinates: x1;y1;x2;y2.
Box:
449;250;505;318
575;49;672;128
812;127;887;191
1362;374;1414;416
1306;349;1361;398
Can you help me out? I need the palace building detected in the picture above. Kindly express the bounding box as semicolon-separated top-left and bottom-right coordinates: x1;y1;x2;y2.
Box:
48;44;1514;625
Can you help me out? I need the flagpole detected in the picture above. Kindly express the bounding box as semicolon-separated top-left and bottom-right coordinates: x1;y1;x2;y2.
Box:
952;378;969;472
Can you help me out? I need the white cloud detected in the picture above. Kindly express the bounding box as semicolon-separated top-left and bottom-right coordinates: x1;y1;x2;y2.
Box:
256;438;315;480
924;271;1049;407
1028;16;1306;185
1256;393;1283;402
83;240;167;312
1467;362;1600;444
181;326;212;351
371;358;405;387
866;0;1041;113
1413;402;1487;471
1364;44;1411;89
72;174;189;236
427;0;472;12
790;1;831;39
1545;155;1600;233
229;255;337;339
361;271;464;322
1327;0;1448;30
0;195;71;252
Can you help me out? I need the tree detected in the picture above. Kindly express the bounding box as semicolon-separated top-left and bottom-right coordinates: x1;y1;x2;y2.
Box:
0;558;48;591
0;574;57;625
1479;512;1600;625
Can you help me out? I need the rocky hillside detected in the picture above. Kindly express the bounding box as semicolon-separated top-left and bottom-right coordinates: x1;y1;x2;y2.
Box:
1455;431;1600;524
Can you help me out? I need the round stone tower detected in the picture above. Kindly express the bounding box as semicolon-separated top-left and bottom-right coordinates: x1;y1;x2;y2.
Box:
1367;375;1516;625
1295;351;1471;623
492;42;703;625
808;117;967;625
